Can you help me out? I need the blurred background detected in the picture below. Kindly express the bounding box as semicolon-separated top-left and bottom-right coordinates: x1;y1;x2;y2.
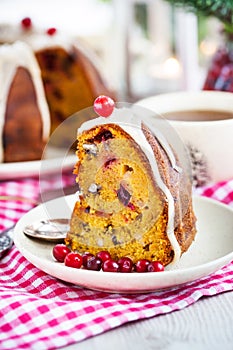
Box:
0;0;231;102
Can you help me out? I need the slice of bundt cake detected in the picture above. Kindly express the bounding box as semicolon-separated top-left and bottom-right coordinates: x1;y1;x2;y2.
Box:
65;97;197;266
0;41;50;162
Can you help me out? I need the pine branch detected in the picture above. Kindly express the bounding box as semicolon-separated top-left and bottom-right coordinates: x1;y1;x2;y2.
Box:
164;0;233;28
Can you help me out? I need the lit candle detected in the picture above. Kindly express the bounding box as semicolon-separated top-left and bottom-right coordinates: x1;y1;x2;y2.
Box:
175;10;199;90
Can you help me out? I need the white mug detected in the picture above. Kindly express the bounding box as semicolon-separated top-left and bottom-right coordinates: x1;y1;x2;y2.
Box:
137;91;233;186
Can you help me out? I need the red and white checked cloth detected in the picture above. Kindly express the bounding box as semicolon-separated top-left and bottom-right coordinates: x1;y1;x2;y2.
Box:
1;175;233;350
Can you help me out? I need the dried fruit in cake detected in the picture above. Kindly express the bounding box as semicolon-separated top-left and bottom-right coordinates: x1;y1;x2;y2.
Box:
65;98;197;266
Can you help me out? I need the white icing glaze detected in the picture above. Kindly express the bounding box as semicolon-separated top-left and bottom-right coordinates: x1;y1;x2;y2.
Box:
25;33;74;52
0;22;113;107
146;127;182;173
0;23;73;51
0;41;51;162
0;23;31;44
78;106;182;264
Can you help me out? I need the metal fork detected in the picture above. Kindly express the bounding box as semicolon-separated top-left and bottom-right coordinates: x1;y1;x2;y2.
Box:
0;185;77;259
0;226;14;259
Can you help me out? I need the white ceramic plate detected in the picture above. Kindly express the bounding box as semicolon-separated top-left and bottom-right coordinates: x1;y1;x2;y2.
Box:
0;147;76;180
13;195;233;293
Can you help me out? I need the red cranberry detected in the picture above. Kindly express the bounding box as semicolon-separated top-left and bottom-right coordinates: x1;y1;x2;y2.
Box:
102;259;120;272
104;158;116;168
118;257;133;273
128;202;136;211
94;130;113;143
212;47;230;66
96;250;111;262
94;95;115;118
134;259;150;273
85;256;102;271
52;244;71;262
147;261;164;272
21;17;32;29
47;27;57;36
64;252;83;269
82;252;95;268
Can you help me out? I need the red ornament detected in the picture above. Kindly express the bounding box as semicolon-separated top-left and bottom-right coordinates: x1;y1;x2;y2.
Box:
94;95;115;118
21;17;32;30
203;47;232;91
47;27;57;36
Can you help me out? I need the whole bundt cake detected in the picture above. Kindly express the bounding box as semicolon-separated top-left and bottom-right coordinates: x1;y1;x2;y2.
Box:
65;97;197;266
0;41;51;162
0;18;115;162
